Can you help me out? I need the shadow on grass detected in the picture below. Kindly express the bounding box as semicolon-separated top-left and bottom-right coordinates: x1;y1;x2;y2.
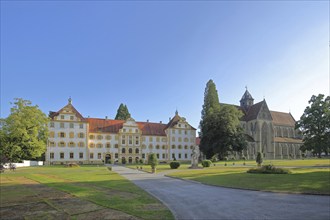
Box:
0;168;174;220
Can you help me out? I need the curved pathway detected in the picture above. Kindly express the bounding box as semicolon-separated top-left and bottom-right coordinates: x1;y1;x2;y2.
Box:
112;166;330;220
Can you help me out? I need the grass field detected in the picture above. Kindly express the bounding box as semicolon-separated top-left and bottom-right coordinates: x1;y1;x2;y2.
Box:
127;159;330;195
167;159;330;195
0;166;174;219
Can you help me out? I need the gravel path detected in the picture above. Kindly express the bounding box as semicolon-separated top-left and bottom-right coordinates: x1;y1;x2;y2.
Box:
113;166;330;220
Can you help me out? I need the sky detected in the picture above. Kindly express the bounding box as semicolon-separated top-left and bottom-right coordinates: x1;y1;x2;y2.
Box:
1;1;329;130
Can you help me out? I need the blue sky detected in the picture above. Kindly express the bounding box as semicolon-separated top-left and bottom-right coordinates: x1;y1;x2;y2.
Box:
1;1;329;130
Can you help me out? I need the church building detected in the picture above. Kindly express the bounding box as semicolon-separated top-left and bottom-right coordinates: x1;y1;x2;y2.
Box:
46;99;197;165
235;89;303;159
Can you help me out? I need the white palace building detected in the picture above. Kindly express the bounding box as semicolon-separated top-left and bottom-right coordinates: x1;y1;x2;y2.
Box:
46;99;197;165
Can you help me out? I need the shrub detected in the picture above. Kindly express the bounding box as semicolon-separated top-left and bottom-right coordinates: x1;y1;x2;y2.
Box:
139;159;144;164
65;163;80;168
202;160;212;167
108;159;112;164
247;164;291;174
211;154;218;163
148;153;158;173
107;167;112;171
170;161;180;169
256;152;263;167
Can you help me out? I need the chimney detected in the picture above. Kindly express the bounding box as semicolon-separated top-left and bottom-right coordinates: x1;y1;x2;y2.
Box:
169;117;171;122
105;116;108;120
160;121;162;124
147;119;149;122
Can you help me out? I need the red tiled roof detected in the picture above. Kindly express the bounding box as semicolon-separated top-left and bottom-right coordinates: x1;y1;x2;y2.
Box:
136;122;167;136
88;118;124;133
87;118;167;136
270;111;296;126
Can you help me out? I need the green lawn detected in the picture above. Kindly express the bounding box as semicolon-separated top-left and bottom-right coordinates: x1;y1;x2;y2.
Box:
168;166;330;195
0;166;174;219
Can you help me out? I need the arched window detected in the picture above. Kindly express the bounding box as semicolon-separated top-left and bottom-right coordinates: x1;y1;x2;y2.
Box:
89;143;95;148
135;148;139;154
122;148;126;153
156;145;160;150
69;142;75;147
172;145;176;149
129;148;133;153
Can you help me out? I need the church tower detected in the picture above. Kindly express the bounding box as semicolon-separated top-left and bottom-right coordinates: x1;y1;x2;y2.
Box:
240;87;254;111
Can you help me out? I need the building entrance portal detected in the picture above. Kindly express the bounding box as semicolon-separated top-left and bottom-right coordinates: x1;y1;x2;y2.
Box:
105;154;111;164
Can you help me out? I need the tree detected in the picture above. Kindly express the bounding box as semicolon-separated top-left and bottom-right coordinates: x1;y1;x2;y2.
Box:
199;80;221;158
296;94;330;157
148;153;158;173
0;98;49;164
200;79;220;122
115;103;131;120
200;105;247;159
199;80;247;159
256;152;263;167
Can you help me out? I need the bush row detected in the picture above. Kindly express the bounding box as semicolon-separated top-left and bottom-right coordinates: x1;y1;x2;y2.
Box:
247;165;291;174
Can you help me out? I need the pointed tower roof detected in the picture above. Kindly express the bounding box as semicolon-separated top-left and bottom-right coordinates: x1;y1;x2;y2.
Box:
240;87;254;102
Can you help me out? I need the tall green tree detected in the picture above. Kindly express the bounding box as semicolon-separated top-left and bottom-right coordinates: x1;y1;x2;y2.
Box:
200;79;220;121
0;98;49;163
296;94;330;157
115;103;131;120
199;80;247;159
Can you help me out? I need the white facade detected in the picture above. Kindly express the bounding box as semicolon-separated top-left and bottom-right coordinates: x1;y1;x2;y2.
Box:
46;100;196;165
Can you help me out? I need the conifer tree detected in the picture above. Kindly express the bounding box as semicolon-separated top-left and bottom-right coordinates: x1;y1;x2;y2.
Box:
115;103;131;120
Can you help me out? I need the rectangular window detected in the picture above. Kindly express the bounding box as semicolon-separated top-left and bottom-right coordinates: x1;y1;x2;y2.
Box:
70;116;74;120
79;152;83;159
122;135;125;145
172;153;175;159
70;152;74;159
49;132;55;138
115;153;118;159
60;123;64;128
172;130;175;134
178;153;181;159
60;132;65;138
79;124;84;129
90;153;94;159
149;137;153;142
156;154;159;159
50;122;54;128
106;143;111;148
61;115;65;120
98;153;102;159
162;153;165;159
178;130;182;134
185;153;187;159
142;153;145;159
184;130;187;135
49;142;55;147
172;137;175;142
70;123;74;128
135;136;139;145
69;132;74;138
129;136;133;145
60;152;64;159
50;152;54;159
78;133;84;138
